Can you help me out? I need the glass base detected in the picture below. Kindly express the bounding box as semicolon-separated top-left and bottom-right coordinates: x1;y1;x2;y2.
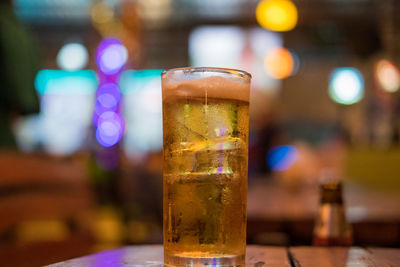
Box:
164;253;245;267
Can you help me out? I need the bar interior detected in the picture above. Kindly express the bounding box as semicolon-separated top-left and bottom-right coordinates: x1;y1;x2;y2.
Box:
0;0;399;266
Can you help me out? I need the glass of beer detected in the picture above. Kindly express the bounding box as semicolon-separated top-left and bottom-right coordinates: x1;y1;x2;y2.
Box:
161;67;251;267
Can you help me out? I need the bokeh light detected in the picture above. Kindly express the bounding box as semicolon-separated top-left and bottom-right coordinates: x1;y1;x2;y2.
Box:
189;26;284;90
119;70;164;157
96;83;121;110
96;38;128;75
35;70;97;95
267;145;299;171
95;111;124;147
290;49;300;76
57;43;88;71
375;59;400;93
94;97;118;117
94;39;126;148
189;26;244;69
329;67;364;105
17;70;97;155
91;1;115;25
97;83;121;97
264;47;294;79
256;0;298;32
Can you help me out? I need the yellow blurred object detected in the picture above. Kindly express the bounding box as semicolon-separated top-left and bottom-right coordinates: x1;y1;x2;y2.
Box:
127;220;150;243
90;0;142;67
90;1;123;37
91;2;114;25
92;206;124;246
256;0;298;32
264;47;294;79
345;148;400;192
15;220;69;243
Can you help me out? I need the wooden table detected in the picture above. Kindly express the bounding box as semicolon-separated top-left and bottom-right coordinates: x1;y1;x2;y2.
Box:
48;245;400;266
248;179;400;222
247;179;400;246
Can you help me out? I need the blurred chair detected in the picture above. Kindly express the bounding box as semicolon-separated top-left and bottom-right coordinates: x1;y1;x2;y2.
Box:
0;151;95;267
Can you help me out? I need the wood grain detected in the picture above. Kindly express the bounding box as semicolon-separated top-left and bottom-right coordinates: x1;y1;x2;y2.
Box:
368;248;400;267
47;245;400;267
246;246;290;267
49;245;164;267
48;245;290;267
290;246;400;267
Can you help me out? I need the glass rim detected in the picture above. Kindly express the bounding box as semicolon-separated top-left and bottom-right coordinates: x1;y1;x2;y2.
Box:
161;67;252;79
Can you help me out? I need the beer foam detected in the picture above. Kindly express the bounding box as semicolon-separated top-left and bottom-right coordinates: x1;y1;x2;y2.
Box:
163;76;249;102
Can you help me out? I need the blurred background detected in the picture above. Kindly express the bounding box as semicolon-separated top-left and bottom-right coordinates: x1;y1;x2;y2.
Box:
1;0;400;265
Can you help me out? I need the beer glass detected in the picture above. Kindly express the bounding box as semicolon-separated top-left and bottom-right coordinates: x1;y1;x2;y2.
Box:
161;67;251;266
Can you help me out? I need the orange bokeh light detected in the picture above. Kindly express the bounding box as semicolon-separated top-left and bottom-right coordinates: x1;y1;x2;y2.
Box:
375;59;400;93
264;47;294;79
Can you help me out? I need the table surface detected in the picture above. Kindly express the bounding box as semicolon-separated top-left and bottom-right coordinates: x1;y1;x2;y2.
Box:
48;245;400;267
247;179;400;222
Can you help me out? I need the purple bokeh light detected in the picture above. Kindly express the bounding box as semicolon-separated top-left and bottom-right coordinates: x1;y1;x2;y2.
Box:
96;125;122;147
94;39;126;149
98;94;118;108
95;111;124;147
97;83;121;100
96;83;121;110
94;99;118;117
97;111;124;128
96;39;127;75
93;83;121;122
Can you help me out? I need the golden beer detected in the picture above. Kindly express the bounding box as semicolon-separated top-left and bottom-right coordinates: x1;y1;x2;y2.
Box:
161;68;250;267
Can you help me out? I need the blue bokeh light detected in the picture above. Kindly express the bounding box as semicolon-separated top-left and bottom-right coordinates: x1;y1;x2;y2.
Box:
329;67;364;105
266;145;299;171
35;70;97;95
